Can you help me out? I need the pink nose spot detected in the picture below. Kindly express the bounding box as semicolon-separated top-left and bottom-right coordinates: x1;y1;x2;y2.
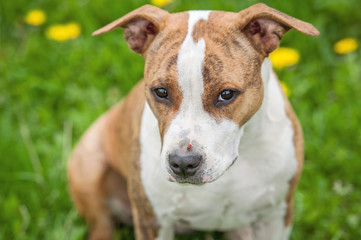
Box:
187;144;192;151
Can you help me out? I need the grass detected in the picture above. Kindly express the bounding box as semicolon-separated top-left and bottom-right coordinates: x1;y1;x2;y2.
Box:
1;0;361;239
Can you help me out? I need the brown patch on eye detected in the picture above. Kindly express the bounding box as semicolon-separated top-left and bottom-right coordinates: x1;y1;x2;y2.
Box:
192;19;207;42
201;48;263;126
143;12;189;142
199;11;264;128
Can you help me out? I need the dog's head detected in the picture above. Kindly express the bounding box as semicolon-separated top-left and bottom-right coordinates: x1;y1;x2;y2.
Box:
94;4;318;184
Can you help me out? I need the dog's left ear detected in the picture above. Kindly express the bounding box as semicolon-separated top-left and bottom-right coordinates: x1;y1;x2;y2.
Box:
93;5;169;55
239;3;320;57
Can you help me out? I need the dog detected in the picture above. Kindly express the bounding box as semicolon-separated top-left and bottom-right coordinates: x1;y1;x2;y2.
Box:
67;3;319;240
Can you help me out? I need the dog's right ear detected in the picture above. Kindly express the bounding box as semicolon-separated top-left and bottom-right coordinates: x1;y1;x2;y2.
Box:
93;5;169;55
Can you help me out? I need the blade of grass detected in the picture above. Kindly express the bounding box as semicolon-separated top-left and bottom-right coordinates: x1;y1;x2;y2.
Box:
18;115;43;176
62;120;73;166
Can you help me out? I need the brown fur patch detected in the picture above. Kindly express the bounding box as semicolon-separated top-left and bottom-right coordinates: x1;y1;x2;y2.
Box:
210;34;234;58
192;19;207;42
202;54;223;84
200;11;264;127
144;12;189;141
166;54;178;72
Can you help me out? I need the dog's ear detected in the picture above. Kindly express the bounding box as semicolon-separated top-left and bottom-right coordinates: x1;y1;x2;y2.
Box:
93;5;169;54
239;3;319;57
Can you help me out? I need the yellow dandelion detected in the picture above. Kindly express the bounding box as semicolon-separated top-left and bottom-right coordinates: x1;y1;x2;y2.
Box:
270;47;300;70
333;38;358;55
280;82;291;97
25;9;46;26
46;24;69;42
65;23;81;39
151;0;173;7
46;23;81;42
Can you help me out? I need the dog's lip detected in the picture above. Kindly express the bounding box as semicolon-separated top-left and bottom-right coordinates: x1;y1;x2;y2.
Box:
168;178;206;186
166;173;203;185
166;172;177;182
199;156;238;184
174;179;205;186
228;156;238;169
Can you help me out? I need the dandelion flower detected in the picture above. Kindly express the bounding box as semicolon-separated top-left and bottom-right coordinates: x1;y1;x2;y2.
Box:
280;82;291;97
25;9;46;26
333;38;358;55
46;23;81;42
65;23;81;39
151;0;173;7
46;24;69;42
270;47;300;70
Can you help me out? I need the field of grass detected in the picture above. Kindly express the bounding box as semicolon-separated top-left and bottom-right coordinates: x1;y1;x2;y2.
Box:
1;0;361;239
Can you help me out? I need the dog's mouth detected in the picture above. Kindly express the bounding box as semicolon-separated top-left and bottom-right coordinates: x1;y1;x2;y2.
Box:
168;175;206;185
166;156;238;185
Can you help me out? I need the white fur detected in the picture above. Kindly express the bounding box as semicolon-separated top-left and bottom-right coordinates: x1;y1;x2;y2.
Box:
160;11;244;183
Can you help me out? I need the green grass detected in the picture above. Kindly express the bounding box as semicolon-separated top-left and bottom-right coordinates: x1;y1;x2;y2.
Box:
1;0;361;239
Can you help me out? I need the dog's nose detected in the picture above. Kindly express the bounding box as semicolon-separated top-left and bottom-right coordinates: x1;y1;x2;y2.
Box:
169;153;202;177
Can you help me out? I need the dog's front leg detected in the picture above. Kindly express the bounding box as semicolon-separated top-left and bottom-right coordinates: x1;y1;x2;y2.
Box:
130;203;159;240
155;223;175;240
226;203;291;240
251;204;291;240
128;148;160;240
225;225;254;240
251;218;291;240
128;194;175;240
129;184;175;240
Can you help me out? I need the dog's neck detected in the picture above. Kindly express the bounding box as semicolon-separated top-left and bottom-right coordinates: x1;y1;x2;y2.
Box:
240;58;289;151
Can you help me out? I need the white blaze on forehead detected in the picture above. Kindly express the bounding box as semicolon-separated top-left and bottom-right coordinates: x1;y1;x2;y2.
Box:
177;11;210;117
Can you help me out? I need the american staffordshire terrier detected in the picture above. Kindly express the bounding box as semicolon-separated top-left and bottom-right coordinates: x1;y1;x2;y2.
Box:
67;3;319;240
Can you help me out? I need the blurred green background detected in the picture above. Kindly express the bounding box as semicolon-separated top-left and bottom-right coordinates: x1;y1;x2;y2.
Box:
1;0;360;239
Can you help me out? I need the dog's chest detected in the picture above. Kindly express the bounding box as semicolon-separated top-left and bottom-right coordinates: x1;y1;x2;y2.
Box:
141;162;291;231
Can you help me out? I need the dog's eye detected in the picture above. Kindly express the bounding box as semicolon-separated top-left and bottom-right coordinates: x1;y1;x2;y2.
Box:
154;88;168;98
218;90;234;101
215;89;241;107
